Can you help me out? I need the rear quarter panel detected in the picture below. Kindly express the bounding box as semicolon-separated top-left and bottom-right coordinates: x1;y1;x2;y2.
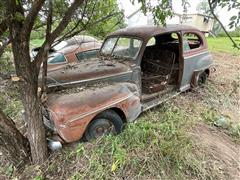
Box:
180;31;213;91
181;51;213;90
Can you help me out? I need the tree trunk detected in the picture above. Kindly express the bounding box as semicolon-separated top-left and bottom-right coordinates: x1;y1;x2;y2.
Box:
9;30;48;164
0;109;30;167
5;0;85;165
7;0;49;161
21;80;49;164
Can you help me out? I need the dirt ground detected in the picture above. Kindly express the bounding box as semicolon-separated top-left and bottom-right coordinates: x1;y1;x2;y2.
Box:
191;123;240;179
174;51;240;179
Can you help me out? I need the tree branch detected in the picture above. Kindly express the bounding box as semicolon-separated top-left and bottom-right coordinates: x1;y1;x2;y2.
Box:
33;23;47;31
48;0;85;43
23;0;45;40
34;0;85;70
52;1;97;45
56;11;121;43
105;15;125;34
41;0;52;97
208;0;240;50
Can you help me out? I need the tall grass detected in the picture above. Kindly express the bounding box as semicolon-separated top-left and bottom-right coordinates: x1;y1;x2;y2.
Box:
18;103;214;180
7;103;225;179
67;104;211;179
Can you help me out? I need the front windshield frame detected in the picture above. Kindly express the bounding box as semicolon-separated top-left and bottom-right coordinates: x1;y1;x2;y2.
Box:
100;36;143;60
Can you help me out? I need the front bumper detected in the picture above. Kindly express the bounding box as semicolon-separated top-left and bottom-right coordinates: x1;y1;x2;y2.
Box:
43;111;64;150
47;138;62;151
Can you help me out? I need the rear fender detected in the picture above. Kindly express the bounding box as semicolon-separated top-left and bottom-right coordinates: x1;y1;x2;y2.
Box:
191;70;204;88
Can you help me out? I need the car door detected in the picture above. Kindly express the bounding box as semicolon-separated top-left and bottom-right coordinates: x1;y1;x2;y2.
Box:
180;31;210;91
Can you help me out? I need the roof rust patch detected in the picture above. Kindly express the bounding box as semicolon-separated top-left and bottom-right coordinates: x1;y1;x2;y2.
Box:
108;24;200;40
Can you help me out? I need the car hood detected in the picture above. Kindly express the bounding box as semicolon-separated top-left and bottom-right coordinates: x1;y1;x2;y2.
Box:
45;57;132;87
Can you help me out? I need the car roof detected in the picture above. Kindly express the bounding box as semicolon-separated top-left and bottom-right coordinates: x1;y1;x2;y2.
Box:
108;24;200;40
58;41;101;55
65;35;98;45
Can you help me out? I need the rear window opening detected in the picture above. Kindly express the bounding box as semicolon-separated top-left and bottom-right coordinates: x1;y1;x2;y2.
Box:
48;54;66;64
183;33;202;51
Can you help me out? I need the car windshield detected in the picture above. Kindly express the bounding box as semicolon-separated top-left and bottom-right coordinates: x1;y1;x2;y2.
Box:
100;37;142;59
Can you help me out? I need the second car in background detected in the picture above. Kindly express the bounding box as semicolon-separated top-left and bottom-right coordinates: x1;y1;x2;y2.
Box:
32;35;102;71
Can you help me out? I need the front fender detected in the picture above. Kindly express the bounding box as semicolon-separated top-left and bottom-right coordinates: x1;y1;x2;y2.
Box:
47;83;141;142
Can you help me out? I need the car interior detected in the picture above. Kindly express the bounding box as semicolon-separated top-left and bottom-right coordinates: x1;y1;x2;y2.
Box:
141;33;180;98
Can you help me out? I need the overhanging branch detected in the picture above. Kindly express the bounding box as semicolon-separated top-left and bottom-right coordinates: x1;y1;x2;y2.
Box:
40;0;53;97
208;0;240;50
23;0;45;40
34;0;85;70
56;11;121;42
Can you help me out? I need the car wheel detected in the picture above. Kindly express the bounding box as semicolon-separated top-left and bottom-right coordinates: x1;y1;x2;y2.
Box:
197;72;207;86
84;110;124;141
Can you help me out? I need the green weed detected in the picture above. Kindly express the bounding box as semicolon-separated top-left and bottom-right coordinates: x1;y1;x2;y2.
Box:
201;108;240;141
67;104;210;179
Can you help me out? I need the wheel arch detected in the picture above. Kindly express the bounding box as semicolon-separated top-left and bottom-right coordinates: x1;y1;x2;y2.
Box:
204;68;210;77
83;108;126;141
89;107;127;125
109;107;127;123
191;68;209;88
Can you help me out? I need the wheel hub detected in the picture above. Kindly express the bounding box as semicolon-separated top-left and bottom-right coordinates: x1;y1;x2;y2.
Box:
93;119;114;138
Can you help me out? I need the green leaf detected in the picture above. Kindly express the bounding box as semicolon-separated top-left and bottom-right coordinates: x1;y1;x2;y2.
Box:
15;0;21;5
6;164;14;177
14;12;25;22
230;15;237;21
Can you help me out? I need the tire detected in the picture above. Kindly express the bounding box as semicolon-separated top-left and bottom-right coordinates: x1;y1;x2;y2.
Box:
84;110;124;141
197;71;207;86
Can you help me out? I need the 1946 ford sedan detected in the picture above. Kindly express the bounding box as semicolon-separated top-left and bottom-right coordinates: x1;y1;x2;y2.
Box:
43;25;214;149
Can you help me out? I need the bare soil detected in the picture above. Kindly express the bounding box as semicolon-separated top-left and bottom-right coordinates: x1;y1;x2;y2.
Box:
191;123;240;179
174;52;240;179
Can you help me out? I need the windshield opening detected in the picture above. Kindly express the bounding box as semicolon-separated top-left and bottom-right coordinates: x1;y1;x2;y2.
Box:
100;37;142;59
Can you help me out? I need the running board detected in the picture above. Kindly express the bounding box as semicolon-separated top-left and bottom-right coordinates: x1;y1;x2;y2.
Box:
142;91;180;111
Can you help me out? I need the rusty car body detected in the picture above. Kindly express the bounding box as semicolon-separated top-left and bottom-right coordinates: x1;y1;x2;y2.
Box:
33;35;101;77
35;36;102;86
43;25;214;147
